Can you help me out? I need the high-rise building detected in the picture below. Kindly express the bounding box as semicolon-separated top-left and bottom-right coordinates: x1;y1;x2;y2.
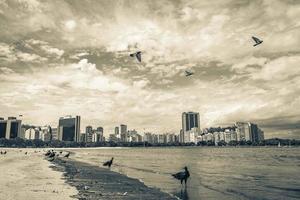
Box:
25;128;35;140
92;131;104;142
235;122;251;141
96;127;103;133
80;133;86;142
120;124;127;142
182;112;200;143
58;116;80;142
143;132;153;143
179;129;184;143
114;126;119;135
85;125;93;142
235;122;264;143
0;117;22;139
40;125;52;141
51;128;58;140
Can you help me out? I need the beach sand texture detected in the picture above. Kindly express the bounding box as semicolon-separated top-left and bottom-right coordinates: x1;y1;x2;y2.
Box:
0;149;78;200
52;157;176;200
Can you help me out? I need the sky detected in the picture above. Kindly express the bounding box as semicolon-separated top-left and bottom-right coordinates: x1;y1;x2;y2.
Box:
0;0;300;139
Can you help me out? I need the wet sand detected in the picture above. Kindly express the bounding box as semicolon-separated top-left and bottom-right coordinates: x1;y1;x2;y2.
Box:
52;157;176;200
0;148;78;200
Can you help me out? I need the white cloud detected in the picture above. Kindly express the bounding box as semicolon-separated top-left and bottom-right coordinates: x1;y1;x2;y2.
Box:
16;52;48;63
64;20;77;31
252;56;300;81
0;67;14;74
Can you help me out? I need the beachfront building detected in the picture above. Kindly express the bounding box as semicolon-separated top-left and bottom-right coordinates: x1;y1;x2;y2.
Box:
115;126;119;136
58;115;81;142
0;117;22;139
182;112;200;143
224;130;231;143
51;128;58;140
230;131;237;141
206;132;214;142
80;133;86;142
120;124;127;142
235;122;250;141
109;134;119;142
258;128;264;141
40;125;52;141
24;128;40;140
213;132;220;145
92;131;104;142
25;128;35;140
143;132;153;143
184;127;199;143
128;132;142;142
235;122;264;143
158;134;166;143
85;126;93;142
166;133;176;143
179;129;184;143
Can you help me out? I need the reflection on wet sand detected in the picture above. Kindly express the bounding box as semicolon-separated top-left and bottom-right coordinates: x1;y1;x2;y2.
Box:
174;187;189;200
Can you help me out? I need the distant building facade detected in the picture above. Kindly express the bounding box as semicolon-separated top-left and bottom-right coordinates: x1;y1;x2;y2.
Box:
182;112;200;143
58;116;81;142
0;117;22;139
120;124;127;142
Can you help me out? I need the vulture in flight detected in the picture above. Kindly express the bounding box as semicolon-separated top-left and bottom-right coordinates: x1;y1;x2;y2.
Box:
252;36;263;46
130;51;142;62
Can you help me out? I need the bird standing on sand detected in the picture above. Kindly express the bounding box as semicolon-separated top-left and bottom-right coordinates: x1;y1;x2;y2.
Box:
172;166;190;186
130;51;142;62
103;157;114;168
64;152;70;158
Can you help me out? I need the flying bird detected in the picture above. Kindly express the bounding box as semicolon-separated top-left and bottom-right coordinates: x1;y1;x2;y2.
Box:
172;166;190;185
185;70;194;77
252;36;263;46
130;51;142;62
103;157;114;168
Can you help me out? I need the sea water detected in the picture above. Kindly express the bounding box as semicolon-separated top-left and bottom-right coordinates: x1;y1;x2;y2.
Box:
70;147;300;200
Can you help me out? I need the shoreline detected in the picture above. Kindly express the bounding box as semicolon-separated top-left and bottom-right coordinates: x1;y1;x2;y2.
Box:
0;148;78;200
51;156;176;200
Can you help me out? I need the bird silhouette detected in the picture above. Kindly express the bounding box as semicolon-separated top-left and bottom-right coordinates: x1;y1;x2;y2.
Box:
103;157;114;168
64;152;70;158
185;70;194;77
48;152;56;158
172;166;190;185
252;36;263;46
130;51;142;62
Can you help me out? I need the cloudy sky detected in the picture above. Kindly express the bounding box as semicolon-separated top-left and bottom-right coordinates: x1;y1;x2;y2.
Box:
0;0;299;139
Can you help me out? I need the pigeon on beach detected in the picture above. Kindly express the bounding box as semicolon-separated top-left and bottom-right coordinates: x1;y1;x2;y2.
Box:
64;152;70;158
172;166;190;185
103;157;114;168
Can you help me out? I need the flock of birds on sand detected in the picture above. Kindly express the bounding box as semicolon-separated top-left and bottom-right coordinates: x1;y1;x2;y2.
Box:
101;157;190;186
129;36;263;77
44;151;190;186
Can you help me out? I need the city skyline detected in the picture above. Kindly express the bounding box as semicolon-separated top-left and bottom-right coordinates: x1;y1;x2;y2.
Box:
0;0;300;139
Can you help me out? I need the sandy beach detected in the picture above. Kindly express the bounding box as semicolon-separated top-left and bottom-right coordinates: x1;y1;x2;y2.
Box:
0;148;176;200
0;148;78;200
52;156;176;200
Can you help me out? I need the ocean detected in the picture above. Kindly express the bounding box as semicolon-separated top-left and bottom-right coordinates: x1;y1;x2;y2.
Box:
69;147;300;200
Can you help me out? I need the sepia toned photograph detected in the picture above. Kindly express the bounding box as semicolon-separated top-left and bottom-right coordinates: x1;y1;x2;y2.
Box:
0;0;299;200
